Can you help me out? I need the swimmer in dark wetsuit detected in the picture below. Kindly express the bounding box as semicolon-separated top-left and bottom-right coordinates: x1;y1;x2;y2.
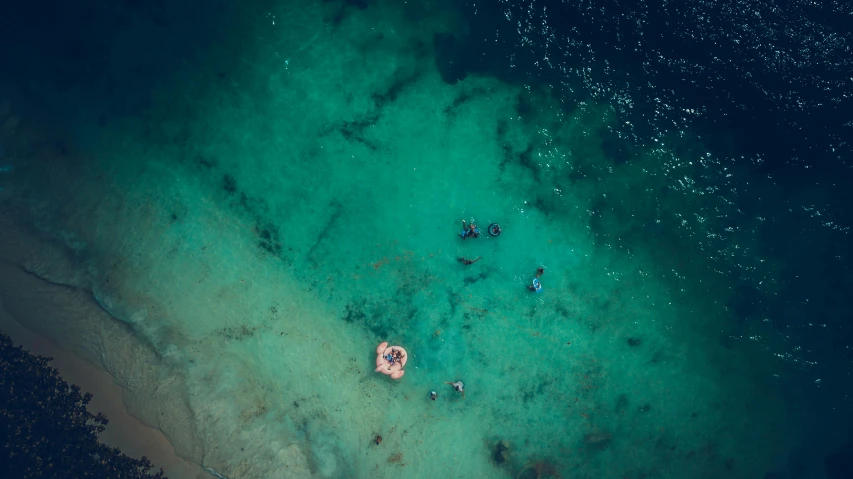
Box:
458;256;481;265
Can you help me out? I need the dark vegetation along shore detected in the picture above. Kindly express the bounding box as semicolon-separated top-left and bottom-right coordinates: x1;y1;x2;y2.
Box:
0;332;167;479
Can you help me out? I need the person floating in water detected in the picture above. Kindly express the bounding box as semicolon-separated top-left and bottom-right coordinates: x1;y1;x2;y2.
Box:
458;256;481;266
528;280;542;293
528;267;544;293
445;380;465;399
459;219;480;240
429;390;437;401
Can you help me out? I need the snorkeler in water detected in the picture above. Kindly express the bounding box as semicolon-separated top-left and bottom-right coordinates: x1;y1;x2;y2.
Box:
445;380;466;399
459;219;481;240
458;256;481;265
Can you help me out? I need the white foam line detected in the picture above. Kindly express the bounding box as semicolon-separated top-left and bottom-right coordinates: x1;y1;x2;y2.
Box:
297;30;323;52
203;466;231;479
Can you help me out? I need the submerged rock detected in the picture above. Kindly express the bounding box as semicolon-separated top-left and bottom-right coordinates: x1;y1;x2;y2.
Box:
584;430;613;450
493;439;510;464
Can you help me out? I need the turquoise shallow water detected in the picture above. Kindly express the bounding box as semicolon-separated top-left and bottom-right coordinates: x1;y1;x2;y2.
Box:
0;1;851;478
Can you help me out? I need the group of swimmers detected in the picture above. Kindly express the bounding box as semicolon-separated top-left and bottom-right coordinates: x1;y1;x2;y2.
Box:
459;219;504;239
457;219;483;266
383;347;404;366
459;219;481;239
457;217;544;293
424;218;536;403
373;381;464;445
376;218;533;405
450;219;543;400
426;381;465;403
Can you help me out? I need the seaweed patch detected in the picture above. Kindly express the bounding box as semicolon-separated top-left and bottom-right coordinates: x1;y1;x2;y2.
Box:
463;271;489;286
222;174;237;194
371;70;422;109
340;299;390;339
339;114;380;151
254;222;283;256
215;324;258;341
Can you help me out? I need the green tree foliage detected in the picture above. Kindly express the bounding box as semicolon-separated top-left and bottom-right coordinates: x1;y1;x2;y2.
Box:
0;332;167;478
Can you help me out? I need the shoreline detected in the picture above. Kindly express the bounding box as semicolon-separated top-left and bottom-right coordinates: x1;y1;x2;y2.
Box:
0;302;213;479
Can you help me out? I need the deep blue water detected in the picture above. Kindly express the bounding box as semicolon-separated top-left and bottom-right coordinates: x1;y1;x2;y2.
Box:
438;0;853;369
445;2;853;476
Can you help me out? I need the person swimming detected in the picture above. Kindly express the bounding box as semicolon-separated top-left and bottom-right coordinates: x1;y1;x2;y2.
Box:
459;219;480;239
458;256;481;265
528;267;544;292
445;380;466;399
429;390;437;401
528;278;543;293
